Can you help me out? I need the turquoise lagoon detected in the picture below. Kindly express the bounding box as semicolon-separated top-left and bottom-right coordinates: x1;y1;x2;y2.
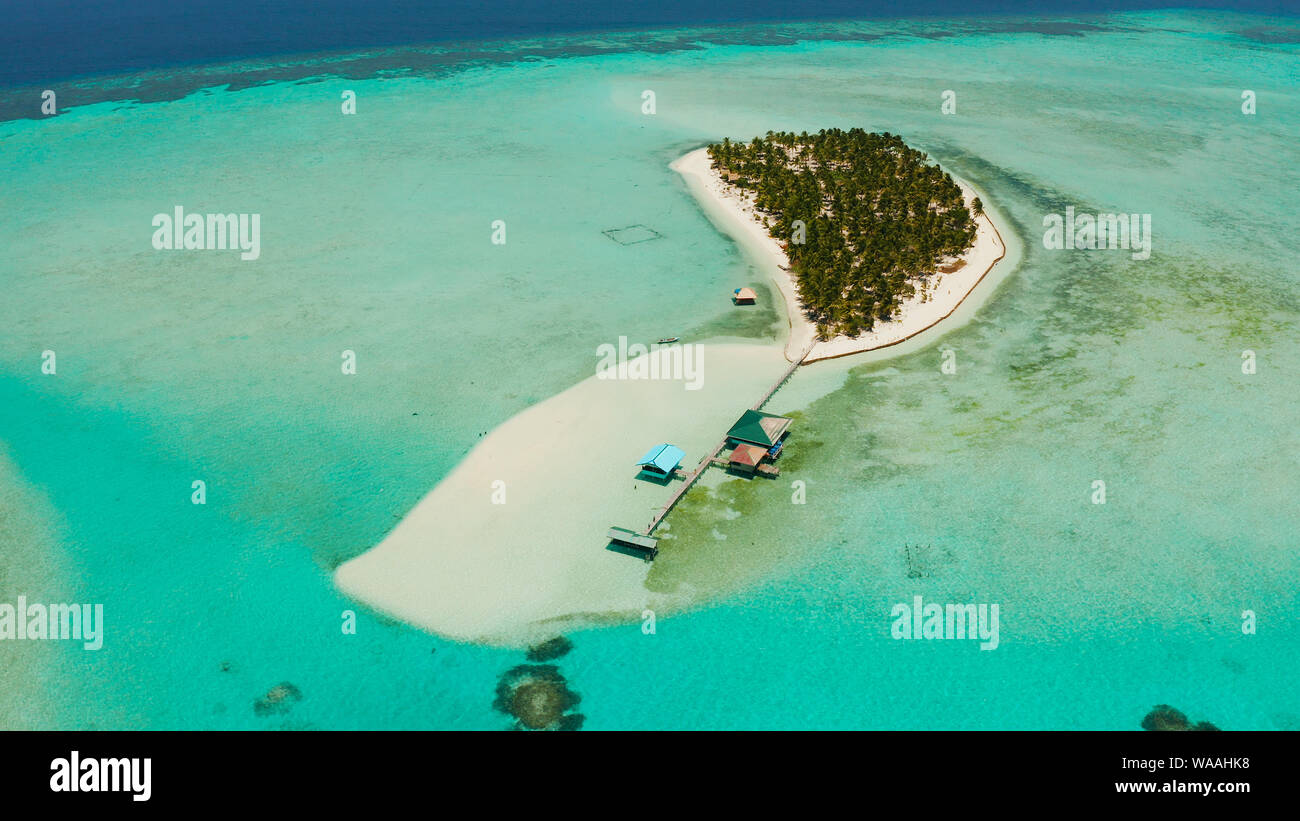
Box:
1;10;1297;729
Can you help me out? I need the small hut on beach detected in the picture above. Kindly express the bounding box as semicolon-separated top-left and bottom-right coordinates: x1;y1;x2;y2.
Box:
733;287;756;305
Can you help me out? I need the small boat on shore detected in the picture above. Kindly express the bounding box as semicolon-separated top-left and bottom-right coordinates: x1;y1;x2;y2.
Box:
655;337;680;344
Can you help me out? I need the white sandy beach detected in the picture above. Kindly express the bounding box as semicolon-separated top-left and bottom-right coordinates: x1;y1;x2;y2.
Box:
334;343;789;646
671;148;1006;364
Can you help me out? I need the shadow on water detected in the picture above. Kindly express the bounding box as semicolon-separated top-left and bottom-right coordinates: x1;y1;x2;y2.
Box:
605;541;654;561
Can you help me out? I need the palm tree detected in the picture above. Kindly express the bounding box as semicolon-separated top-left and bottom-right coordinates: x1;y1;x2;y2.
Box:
706;129;976;337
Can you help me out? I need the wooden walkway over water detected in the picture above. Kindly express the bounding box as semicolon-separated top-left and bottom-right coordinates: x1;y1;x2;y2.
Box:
640;342;814;536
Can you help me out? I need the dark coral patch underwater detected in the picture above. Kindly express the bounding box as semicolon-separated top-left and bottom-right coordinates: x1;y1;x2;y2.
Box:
254;682;304;717
525;635;574;662
1141;704;1219;731
493;664;584;731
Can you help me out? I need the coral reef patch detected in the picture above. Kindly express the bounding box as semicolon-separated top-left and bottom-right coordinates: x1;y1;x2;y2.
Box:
254;682;304;717
525;636;574;662
493;665;583;731
1141;704;1220;731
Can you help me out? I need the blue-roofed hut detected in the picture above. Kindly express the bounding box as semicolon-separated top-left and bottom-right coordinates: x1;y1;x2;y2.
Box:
636;444;686;478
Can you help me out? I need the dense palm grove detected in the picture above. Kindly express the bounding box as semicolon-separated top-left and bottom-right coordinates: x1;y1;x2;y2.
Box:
707;129;979;339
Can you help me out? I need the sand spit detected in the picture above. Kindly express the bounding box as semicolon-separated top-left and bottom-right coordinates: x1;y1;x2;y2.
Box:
335;343;788;646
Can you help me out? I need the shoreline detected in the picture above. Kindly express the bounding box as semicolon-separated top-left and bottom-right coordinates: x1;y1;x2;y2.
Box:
671;147;1007;364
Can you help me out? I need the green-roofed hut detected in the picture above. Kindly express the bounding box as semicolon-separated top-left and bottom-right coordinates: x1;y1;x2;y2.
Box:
726;409;792;448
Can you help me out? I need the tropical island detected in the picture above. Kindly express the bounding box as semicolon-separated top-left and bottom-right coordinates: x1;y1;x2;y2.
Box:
674;128;1006;362
334;132;1009;646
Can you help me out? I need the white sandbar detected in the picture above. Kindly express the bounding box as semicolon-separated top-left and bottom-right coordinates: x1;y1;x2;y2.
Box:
334;343;788;646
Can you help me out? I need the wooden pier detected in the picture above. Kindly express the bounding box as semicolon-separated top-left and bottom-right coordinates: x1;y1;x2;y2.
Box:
641;440;727;536
638;341;814;538
751;341;815;412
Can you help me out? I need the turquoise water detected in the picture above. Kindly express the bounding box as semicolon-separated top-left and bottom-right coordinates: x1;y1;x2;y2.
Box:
2;10;1297;729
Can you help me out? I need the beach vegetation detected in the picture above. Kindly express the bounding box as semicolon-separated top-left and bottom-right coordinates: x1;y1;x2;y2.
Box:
707;129;976;337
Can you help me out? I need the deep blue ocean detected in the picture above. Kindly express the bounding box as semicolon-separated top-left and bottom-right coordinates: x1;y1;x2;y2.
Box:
1;0;1294;86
